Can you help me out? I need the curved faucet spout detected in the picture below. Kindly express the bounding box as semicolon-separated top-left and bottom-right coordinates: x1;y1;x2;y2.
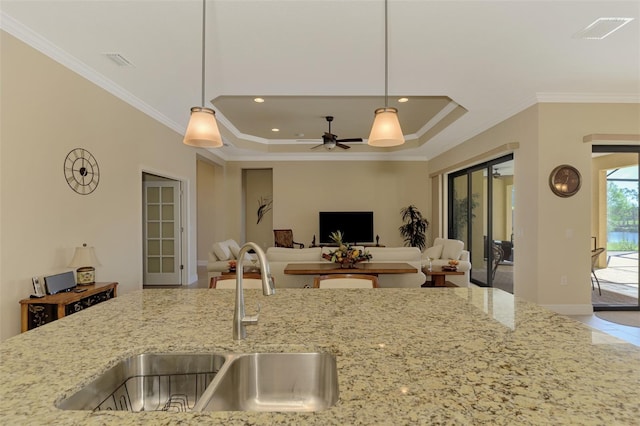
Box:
233;243;275;340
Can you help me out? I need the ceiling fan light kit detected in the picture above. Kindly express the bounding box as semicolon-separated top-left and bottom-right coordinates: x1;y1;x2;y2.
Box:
311;116;363;150
183;0;223;148
368;0;404;147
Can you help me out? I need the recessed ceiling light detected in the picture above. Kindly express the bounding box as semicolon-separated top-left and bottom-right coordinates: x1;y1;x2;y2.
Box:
574;17;634;40
271;128;279;132
398;97;409;103
254;98;265;103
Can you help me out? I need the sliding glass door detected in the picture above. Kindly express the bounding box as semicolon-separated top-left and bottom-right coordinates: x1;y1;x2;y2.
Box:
449;155;514;291
591;146;639;311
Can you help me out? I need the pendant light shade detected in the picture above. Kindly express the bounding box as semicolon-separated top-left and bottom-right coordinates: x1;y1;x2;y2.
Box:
184;107;222;147
368;0;404;147
368;107;404;147
183;0;222;148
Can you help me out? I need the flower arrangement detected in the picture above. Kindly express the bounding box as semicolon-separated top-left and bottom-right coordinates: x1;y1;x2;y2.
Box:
322;230;372;268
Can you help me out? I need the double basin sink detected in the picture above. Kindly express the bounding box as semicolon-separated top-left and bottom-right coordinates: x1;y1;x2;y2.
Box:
57;352;338;413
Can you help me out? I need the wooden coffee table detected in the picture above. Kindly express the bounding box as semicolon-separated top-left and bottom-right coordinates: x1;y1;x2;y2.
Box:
421;267;463;287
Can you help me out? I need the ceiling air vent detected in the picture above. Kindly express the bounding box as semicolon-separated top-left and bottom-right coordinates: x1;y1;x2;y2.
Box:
574;17;634;40
103;53;134;67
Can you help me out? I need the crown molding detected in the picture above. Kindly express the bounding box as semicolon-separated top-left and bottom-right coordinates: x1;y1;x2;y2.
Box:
1;12;185;136
217;150;430;162
536;92;640;103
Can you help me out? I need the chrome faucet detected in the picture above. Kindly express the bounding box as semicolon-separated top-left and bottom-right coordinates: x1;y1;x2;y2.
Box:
233;242;275;340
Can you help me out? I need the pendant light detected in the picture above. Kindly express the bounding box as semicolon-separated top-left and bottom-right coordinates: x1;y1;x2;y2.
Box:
183;0;223;147
368;0;404;147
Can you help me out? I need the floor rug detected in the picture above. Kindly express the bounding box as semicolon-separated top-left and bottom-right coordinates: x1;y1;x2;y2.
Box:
595;311;640;328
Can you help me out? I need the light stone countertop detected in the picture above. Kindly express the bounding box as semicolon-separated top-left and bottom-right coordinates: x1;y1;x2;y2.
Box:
1;288;639;425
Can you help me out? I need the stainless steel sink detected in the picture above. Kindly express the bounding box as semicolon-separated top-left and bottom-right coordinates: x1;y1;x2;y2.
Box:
196;352;339;412
57;353;226;412
57;352;339;413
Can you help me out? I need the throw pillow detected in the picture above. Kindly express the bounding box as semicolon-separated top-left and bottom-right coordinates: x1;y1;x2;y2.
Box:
227;240;241;259
442;239;464;260
424;244;443;259
212;241;232;261
233;246;258;263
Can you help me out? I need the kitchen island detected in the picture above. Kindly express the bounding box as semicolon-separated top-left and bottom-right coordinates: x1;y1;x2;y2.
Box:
1;288;638;425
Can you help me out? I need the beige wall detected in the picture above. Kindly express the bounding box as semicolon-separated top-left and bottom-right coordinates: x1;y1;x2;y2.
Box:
428;103;640;311
219;161;431;249
0;32;206;340
196;157;229;262
244;169;273;251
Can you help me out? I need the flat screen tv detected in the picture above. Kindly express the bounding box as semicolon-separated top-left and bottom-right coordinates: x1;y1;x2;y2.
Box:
319;211;374;244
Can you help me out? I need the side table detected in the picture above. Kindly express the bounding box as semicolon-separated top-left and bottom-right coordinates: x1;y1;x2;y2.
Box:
421;268;463;287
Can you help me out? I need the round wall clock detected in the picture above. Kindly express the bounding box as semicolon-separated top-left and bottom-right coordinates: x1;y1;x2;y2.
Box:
64;148;100;195
549;164;581;197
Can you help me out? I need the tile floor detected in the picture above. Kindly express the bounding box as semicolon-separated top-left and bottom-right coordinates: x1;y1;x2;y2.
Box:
194;266;639;347
568;313;640;347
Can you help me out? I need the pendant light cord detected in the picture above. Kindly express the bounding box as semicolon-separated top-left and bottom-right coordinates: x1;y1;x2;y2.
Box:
384;0;388;108
200;0;206;108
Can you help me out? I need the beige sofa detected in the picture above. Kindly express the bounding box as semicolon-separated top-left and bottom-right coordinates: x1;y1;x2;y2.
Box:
421;237;471;287
206;239;257;283
266;246;426;288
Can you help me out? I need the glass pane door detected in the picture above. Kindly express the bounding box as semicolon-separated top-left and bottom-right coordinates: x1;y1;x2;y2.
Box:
450;174;469;247
448;155;514;291
470;168;488;286
143;180;181;285
591;147;639;310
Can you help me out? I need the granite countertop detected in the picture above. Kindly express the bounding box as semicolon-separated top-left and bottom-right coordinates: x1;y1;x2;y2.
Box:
1;288;639;425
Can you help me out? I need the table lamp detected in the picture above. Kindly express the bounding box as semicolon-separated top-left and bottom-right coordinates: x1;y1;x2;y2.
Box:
68;243;100;285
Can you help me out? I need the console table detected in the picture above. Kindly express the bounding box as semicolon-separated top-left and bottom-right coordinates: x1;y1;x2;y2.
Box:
19;282;118;332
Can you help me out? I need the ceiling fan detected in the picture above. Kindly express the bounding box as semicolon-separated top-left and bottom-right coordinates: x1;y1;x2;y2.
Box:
311;116;363;150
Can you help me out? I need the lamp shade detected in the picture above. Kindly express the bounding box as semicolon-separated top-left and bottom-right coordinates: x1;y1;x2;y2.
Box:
183;107;223;148
68;244;100;268
367;107;405;147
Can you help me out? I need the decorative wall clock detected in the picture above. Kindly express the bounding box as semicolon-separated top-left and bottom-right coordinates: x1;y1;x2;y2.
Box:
549;164;581;198
64;148;100;195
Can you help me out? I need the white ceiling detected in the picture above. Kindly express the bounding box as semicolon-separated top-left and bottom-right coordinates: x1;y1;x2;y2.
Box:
2;0;639;161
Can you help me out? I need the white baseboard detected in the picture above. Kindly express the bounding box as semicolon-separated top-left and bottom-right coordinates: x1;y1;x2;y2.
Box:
197;260;207;267
540;304;594;316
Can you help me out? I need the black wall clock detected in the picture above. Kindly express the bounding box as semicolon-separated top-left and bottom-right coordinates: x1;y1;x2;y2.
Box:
549;164;581;198
64;148;100;195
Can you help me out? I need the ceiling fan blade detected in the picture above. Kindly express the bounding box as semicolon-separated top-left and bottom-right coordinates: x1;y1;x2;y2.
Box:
336;143;351;150
336;138;363;143
310;144;325;150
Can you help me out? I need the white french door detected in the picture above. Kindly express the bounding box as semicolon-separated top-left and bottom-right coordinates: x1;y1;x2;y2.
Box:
143;180;182;285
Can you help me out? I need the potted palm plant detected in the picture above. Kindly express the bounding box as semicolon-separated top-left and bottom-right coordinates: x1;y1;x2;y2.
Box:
399;205;429;251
